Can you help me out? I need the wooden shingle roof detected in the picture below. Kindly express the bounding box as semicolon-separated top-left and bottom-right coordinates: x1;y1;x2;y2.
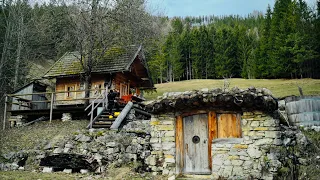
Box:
43;45;142;78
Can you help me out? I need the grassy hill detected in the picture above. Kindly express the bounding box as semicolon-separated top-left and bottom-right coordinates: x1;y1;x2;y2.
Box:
144;78;320;100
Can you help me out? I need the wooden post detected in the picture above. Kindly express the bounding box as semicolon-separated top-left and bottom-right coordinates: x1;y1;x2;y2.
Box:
90;103;94;129
3;95;8;130
49;93;54;123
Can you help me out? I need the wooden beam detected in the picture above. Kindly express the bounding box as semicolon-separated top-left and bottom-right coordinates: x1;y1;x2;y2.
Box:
176;115;184;174
3;96;8;130
208;111;217;170
110;101;133;130
49;93;54;123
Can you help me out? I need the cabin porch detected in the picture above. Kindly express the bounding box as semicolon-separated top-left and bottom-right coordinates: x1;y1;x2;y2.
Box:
3;88;150;130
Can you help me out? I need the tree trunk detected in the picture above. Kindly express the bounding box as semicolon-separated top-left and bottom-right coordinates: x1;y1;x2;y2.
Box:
84;74;91;106
0;20;12;79
14;16;24;90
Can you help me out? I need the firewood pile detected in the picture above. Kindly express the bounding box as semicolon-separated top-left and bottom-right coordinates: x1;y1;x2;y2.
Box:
146;87;278;114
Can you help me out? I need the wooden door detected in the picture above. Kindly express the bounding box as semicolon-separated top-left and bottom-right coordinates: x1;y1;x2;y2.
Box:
183;114;210;174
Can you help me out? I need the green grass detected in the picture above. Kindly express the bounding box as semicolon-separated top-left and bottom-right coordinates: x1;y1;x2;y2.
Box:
0;120;88;154
0;171;88;180
144;78;320;100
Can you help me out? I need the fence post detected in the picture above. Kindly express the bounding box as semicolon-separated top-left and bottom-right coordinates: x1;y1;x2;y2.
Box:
3;95;8;130
90;102;94;129
50;93;54;123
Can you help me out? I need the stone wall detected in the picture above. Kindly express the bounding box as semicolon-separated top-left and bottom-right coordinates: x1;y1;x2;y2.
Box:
0;120;153;173
145;113;176;175
211;111;281;179
146;111;283;179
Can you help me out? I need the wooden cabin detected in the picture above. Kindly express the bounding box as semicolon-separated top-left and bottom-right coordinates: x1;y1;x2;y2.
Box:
3;45;154;128
11;81;48;111
43;44;154;106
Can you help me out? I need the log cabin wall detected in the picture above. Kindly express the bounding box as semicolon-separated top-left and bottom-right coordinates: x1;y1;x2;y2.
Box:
113;72;140;97
146;111;282;179
55;75;108;105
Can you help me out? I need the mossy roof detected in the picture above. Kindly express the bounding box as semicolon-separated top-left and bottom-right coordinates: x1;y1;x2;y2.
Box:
43;45;142;78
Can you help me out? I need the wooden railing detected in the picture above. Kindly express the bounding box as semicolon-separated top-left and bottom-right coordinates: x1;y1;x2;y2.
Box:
2;89;106;130
85;87;108;129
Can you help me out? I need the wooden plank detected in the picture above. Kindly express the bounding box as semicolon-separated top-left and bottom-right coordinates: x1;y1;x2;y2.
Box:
195;114;209;173
3;96;8;130
208;111;217;170
176;115;184;174
218;114;241;138
49;93;54;123
110;101;133;130
183;115;194;173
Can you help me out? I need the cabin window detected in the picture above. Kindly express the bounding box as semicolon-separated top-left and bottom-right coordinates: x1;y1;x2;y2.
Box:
65;85;75;98
120;83;127;97
216;114;242;138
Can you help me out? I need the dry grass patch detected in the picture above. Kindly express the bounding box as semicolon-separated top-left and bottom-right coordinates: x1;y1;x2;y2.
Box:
144;78;320;100
0;120;88;154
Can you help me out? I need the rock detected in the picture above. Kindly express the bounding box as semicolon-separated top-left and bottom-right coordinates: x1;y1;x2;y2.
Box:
296;132;309;147
44;143;53;150
168;175;175;180
80;169;89;174
212;154;226;165
283;138;291;146
3;152;15;160
63;169;72;173
94;153;103;161
254;138;273;146
231;160;244;166
75;134;91;142
106;142;117;147
63;148;70;153
61;113;72;122
222;166;233;177
53;148;63;154
42;167;53;173
95;166;106;173
247;145;262;159
65;143;73;148
311;126;320;132
11;163;19;170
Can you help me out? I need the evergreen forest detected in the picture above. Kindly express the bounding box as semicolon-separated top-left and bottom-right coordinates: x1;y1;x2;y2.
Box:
0;0;319;100
149;0;320;83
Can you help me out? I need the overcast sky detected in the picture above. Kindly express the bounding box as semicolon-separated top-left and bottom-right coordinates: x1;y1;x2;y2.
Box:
147;0;318;17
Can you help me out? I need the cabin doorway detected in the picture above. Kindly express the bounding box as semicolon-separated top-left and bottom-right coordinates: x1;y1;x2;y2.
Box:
182;113;210;174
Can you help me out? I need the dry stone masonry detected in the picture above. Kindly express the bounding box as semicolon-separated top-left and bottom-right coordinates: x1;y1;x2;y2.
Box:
3;87;318;179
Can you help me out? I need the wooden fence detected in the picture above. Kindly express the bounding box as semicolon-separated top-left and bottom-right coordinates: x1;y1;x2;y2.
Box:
2;89;106;130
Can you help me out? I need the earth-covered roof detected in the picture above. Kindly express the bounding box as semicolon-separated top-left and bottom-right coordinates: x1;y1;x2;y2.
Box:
43;45;142;78
146;87;278;114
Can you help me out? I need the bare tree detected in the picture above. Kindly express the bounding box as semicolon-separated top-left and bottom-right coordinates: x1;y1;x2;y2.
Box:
65;0;155;105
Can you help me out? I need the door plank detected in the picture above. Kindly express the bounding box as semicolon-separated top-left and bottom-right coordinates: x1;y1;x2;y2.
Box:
183;115;194;172
176;115;184;174
208;111;217;170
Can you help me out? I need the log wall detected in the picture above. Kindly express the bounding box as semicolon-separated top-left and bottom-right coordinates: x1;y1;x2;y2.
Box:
285;96;320;126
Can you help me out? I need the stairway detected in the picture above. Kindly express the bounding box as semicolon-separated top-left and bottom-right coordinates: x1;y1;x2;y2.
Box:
91;108;122;128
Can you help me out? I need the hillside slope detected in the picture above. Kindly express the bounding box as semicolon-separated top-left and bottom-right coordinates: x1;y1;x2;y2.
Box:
144;79;320;100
